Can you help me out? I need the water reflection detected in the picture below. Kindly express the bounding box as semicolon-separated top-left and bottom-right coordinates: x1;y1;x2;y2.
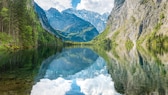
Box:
31;48;120;95
2;44;168;95
107;46;168;95
0;46;62;95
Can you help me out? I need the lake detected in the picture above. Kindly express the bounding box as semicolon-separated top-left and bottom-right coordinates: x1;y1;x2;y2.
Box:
0;46;168;95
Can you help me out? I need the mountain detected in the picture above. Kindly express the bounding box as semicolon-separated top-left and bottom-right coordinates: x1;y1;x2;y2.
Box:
35;48;99;81
32;48;119;95
99;0;168;48
34;3;63;39
63;8;109;33
45;8;99;42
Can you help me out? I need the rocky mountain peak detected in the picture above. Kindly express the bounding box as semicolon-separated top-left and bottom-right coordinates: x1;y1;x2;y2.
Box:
107;0;168;46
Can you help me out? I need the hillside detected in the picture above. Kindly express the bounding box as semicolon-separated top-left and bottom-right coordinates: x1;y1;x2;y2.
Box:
45;7;99;42
100;0;168;49
0;0;62;50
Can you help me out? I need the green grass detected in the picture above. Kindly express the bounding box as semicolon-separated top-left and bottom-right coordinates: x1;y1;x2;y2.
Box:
146;22;162;46
160;13;165;20
137;20;163;47
125;39;134;51
111;30;120;43
91;27;110;44
111;45;120;59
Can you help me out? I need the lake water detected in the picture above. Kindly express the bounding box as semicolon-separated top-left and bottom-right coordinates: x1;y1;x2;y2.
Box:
0;46;168;95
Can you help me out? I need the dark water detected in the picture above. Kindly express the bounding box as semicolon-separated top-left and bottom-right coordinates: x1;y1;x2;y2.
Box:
0;46;168;95
0;46;62;95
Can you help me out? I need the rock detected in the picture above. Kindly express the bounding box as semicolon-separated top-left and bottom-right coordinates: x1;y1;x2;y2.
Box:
106;0;168;45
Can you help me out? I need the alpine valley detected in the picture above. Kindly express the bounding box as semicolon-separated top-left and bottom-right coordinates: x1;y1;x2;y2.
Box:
34;3;109;42
2;0;168;95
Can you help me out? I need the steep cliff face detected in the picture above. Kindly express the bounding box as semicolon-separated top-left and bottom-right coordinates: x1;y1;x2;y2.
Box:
107;0;168;46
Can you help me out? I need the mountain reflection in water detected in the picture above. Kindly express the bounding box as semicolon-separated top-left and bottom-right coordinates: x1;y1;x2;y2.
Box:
31;48;120;95
1;45;168;95
107;46;168;95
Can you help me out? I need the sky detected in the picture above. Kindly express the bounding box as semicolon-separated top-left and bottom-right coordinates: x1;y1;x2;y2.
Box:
34;0;114;14
72;0;81;8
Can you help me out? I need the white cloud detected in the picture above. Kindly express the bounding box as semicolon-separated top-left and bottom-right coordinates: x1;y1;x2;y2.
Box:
34;0;114;14
34;0;72;11
76;0;114;14
31;75;121;95
31;78;72;95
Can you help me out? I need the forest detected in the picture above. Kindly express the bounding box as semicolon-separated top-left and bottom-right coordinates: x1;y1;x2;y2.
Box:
0;0;62;50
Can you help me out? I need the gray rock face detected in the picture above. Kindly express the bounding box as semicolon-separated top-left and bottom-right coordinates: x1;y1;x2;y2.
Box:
63;8;109;33
107;0;168;44
114;0;125;8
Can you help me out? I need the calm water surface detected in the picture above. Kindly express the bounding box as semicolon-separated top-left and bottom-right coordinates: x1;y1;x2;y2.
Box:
0;46;168;95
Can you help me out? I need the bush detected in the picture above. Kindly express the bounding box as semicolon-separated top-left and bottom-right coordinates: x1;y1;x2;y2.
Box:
125;39;134;51
140;0;148;4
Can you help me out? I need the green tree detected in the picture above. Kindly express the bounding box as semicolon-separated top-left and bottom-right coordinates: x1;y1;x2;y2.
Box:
0;0;63;50
0;7;9;32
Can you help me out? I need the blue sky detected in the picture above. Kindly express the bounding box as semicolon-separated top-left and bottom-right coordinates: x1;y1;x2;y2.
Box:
72;0;81;8
34;0;114;14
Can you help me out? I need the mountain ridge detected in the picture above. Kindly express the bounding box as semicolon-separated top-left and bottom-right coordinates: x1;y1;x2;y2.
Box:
35;3;99;42
63;8;109;33
104;0;168;47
